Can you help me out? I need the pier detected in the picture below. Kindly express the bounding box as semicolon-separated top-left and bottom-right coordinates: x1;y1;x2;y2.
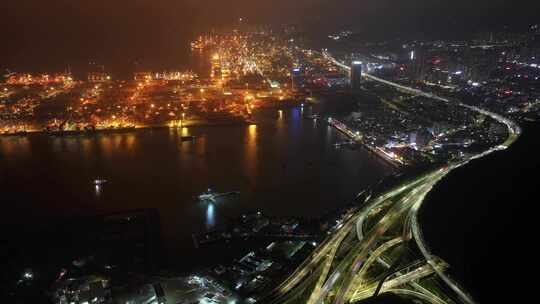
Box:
327;117;404;169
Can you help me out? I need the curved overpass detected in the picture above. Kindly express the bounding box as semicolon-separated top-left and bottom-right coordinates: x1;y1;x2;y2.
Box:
323;50;521;304
257;51;520;304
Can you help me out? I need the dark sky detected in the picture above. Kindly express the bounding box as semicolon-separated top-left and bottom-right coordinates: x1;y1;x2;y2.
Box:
1;0;538;74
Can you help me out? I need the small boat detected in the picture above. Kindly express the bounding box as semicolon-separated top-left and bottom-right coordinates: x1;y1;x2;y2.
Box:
94;179;108;186
304;114;320;120
181;135;197;142
196;188;240;203
198;188;216;202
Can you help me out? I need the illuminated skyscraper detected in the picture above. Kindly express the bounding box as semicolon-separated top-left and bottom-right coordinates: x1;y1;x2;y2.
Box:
350;61;363;89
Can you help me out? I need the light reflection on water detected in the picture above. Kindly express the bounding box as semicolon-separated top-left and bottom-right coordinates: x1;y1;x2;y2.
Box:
125;134;135;150
99;136;114;159
81;137;93;158
94;184;102;197
181;127;189;137
245;124;258;180
0;137;31;159
0;108;394;263
206;203;215;229
113;135;122;150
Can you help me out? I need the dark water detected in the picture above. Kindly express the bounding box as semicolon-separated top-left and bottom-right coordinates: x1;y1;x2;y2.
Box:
420;122;539;303
0;104;393;270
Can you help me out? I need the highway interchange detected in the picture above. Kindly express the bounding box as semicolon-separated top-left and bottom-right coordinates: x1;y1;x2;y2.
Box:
257;52;521;304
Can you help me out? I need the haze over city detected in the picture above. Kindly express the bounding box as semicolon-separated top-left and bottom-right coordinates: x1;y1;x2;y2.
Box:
2;0;539;73
1;1;539;304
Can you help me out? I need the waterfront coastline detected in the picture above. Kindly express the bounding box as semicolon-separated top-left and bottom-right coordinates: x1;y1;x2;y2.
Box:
419;121;539;303
0;103;394;269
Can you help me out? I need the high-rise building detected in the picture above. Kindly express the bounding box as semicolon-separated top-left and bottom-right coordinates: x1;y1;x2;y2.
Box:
350;61;363;89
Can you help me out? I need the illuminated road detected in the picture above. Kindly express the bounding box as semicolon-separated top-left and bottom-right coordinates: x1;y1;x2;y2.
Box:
259;51;521;304
262;169;453;304
385;288;448;304
349;260;448;301
329;50;520;303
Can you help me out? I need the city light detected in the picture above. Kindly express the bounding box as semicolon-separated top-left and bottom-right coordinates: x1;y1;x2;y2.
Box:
0;11;534;304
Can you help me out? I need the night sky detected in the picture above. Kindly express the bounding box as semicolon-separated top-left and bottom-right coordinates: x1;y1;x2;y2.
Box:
1;0;538;74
